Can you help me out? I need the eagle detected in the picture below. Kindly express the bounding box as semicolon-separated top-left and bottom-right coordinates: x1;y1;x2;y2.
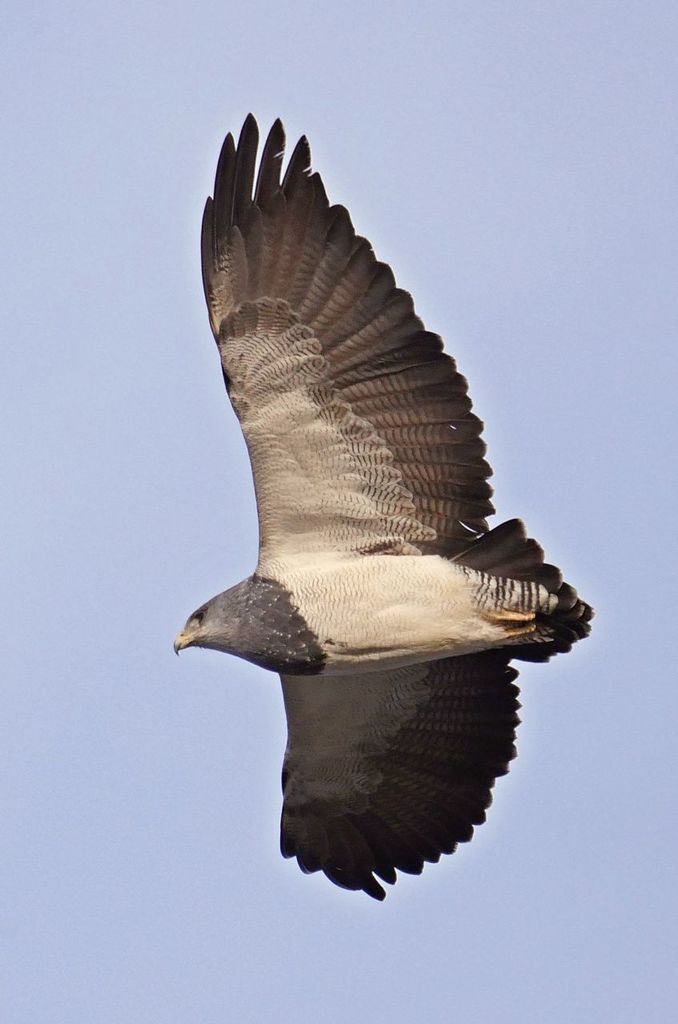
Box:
174;115;592;900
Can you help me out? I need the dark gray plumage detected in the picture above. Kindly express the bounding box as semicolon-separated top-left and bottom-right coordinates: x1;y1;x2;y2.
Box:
175;576;326;675
175;115;593;900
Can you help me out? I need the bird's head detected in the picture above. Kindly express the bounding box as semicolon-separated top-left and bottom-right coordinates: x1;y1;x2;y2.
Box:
173;575;325;674
174;590;239;655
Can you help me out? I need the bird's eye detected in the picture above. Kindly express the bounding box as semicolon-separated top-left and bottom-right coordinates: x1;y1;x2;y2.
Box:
193;610;205;626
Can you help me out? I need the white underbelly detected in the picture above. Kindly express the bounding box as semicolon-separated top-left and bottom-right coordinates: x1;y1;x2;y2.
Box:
265;552;508;672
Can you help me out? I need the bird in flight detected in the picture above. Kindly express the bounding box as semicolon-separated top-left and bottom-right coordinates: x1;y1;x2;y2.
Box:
174;115;592;900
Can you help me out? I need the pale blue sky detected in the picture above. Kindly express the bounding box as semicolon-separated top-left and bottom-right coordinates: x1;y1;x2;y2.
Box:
3;2;677;1021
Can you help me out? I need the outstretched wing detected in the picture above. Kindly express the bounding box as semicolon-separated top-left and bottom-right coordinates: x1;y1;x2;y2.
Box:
280;652;520;900
202;116;494;571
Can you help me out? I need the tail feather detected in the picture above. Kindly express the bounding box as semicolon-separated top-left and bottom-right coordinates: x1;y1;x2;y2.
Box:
454;519;593;661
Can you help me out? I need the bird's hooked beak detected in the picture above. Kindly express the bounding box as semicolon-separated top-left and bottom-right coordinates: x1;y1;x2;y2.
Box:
173;629;194;655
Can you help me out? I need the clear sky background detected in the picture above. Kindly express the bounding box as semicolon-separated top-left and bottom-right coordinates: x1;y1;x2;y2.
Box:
3;2;676;1021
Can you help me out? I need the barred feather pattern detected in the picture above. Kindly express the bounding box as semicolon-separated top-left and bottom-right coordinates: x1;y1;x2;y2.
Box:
202;115;494;562
219;299;436;571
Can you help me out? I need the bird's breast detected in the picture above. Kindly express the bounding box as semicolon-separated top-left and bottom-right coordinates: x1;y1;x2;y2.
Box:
266;552;507;673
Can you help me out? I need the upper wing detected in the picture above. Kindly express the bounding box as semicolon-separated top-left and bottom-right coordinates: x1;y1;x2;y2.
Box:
280;652;520;900
201;116;494;570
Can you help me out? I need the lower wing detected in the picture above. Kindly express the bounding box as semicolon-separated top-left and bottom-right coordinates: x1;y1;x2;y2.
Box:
280;651;520;900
